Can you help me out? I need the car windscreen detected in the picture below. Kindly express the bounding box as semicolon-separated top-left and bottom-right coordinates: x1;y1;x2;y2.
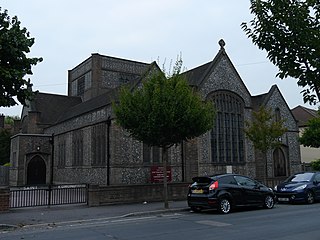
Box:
287;173;314;182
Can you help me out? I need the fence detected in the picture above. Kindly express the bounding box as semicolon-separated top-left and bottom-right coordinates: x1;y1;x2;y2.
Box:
0;166;9;186
10;184;87;208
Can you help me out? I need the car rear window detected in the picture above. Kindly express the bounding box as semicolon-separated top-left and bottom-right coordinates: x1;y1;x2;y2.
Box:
192;177;214;184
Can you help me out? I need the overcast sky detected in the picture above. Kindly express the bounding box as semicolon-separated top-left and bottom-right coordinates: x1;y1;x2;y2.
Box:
1;0;317;116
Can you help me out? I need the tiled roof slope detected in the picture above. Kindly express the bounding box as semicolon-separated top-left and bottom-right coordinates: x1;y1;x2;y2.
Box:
31;92;82;125
291;105;318;127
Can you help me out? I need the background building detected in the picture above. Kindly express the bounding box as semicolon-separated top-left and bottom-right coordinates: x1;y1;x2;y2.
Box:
291;105;320;165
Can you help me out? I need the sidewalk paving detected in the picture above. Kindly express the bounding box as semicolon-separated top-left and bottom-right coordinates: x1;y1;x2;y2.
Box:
0;200;189;230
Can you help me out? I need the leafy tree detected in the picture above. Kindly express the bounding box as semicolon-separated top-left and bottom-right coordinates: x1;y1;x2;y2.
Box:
113;61;215;208
0;8;42;107
299;113;320;147
5;115;20;125
311;159;320;171
0;129;11;165
241;0;320;105
244;106;287;182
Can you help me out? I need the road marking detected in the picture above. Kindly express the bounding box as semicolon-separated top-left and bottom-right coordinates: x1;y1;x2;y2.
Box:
196;220;232;227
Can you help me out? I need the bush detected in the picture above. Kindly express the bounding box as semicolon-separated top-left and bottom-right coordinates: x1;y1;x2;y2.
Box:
311;159;320;171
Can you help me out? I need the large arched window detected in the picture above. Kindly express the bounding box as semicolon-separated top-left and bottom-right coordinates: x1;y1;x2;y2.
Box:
210;91;245;164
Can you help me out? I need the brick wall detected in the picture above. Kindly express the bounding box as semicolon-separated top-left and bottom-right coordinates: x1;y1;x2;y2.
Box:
0;187;10;212
88;183;189;207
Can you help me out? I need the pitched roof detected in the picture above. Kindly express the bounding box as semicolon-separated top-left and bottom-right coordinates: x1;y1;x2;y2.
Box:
55;88;119;124
251;85;282;111
30;92;82;125
182;41;251;98
291;105;318;127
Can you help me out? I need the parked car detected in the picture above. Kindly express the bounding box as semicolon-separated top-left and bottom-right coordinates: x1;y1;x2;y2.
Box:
274;172;320;204
187;173;275;214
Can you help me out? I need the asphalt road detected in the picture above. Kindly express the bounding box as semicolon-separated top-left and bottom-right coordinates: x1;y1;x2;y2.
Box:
1;203;320;240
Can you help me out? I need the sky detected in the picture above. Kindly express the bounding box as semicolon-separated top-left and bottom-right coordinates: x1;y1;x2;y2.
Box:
0;0;318;116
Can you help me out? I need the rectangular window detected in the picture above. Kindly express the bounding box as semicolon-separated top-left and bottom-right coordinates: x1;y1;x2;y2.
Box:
77;76;85;95
143;143;164;164
92;124;106;166
73;130;83;166
57;138;66;167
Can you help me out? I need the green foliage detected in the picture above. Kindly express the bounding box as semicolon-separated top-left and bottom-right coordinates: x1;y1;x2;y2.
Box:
244;106;287;153
113;65;215;148
300;114;320;148
0;8;43;107
5;115;20;125
311;159;320;171
241;0;320;105
0;129;11;165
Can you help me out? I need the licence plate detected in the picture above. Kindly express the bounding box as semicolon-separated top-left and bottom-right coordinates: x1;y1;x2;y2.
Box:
278;197;289;202
192;189;204;194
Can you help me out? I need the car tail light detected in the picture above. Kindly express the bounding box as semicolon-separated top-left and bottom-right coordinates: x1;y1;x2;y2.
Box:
209;181;219;191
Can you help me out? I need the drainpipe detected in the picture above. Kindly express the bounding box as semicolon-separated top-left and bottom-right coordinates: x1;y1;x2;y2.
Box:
48;133;54;206
106;117;111;186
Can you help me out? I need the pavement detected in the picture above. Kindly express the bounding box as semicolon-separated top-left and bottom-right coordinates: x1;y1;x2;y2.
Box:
0;200;189;231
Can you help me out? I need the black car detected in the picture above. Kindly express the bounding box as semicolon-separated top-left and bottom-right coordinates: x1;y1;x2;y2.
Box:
187;173;275;214
274;172;320;204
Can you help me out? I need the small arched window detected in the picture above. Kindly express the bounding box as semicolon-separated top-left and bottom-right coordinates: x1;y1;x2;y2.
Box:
275;108;281;122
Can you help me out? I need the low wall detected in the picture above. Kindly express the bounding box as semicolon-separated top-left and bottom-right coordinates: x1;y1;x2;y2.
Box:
0;187;10;212
88;182;189;207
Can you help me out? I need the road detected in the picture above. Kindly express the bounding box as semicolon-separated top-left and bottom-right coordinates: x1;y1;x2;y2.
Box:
1;203;320;240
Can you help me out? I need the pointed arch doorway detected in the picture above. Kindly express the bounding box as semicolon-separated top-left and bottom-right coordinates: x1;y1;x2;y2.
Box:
273;148;288;177
27;156;47;185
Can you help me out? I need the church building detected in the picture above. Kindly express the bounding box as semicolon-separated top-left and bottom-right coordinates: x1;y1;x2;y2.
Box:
9;40;301;187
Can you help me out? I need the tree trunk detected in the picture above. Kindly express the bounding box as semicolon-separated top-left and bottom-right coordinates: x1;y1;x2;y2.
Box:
255;150;268;185
162;147;169;209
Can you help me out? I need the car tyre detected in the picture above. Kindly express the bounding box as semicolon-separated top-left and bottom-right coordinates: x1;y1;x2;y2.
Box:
263;195;275;209
218;198;231;214
306;191;315;204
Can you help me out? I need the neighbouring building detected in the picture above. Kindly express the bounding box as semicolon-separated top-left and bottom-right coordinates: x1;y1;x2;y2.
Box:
291;105;320;164
9;40;301;187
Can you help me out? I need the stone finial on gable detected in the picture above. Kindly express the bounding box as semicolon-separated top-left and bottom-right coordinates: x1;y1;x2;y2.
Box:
219;39;226;49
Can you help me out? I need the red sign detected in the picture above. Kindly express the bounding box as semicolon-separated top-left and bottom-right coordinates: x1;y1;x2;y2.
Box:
151;166;172;183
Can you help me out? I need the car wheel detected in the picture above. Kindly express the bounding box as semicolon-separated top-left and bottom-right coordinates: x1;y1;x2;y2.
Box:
306;191;315;204
218;198;231;214
264;195;275;209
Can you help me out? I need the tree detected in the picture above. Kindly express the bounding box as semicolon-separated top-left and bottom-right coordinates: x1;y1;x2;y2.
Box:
113;61;215;208
311;159;320;171
244;106;287;182
299;112;320;147
241;0;320;105
0;129;11;165
0;8;42;107
0;116;19;165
